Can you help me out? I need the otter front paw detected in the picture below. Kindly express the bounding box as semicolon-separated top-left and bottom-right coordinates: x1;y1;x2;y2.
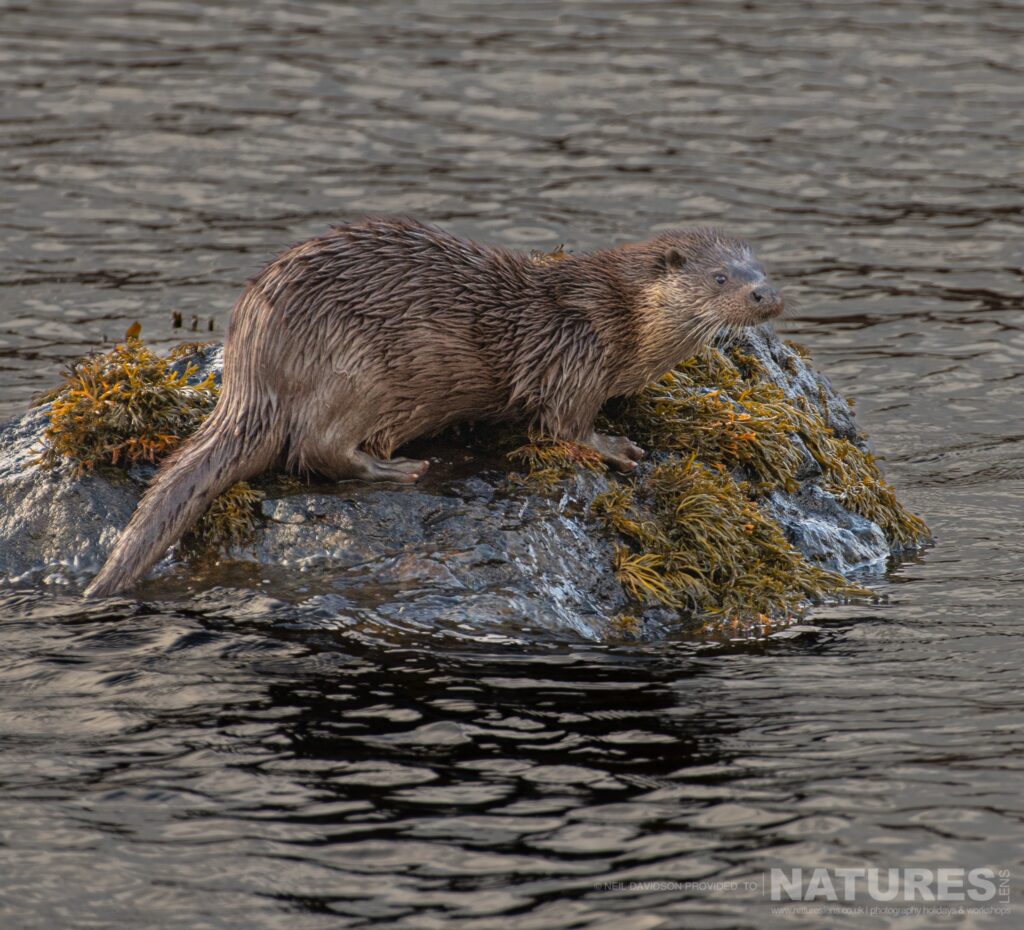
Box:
588;432;645;473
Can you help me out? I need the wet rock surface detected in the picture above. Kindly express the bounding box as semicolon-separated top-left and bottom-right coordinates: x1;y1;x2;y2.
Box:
0;330;905;639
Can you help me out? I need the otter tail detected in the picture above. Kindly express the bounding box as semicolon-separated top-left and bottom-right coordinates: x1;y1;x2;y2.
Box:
84;409;277;598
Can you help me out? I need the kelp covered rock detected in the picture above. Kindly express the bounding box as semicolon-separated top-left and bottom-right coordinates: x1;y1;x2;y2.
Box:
38;337;218;470
585;327;928;616
0;327;928;640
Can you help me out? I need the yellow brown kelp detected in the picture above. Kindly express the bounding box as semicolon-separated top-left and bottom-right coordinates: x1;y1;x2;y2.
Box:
604;348;806;494
181;481;265;558
166;340;216;361
38;329;260;559
528;243;572;264
588;341;928;621
507;435;606;489
725;345;928;546
39;334;217;470
594;454;865;618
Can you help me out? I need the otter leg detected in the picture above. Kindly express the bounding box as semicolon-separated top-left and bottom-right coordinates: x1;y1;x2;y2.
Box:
346;450;430;484
540;410;645;473
536;347;645;473
296;424;430;482
539;403;645;473
585;431;646;473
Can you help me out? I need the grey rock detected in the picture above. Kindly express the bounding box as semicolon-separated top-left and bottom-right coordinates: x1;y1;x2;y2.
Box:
0;406;144;586
762;485;888;575
0;330;913;639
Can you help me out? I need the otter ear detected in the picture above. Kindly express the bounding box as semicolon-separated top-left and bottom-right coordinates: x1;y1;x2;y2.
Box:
662;247;686;272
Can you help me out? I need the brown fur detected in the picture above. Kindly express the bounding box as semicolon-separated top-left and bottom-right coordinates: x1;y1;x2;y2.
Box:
84;217;782;597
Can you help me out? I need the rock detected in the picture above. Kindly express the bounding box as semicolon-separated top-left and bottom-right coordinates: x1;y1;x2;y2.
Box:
0;406;144;586
0;333;920;639
762;485;888;575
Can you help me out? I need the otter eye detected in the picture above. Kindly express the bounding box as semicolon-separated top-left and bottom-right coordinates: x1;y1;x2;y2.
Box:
714;273;728;285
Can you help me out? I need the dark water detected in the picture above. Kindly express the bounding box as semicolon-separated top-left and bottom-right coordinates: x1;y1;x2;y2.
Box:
2;1;1022;927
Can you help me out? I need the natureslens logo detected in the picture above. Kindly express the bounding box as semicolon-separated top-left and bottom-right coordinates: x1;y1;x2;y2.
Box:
768;867;1009;904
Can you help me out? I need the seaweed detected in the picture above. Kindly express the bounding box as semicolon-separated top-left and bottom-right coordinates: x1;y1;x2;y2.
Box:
607;344;929;545
529;243;571;264
607;612;643;640
603;351;805;495
166;340;216;361
595;454;867;618
39;333;217;470
182;481;265;558
507;436;606;488
815;437;930;547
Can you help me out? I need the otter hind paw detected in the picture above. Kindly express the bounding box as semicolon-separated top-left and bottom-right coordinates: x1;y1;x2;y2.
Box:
349;452;430;483
588;433;645;473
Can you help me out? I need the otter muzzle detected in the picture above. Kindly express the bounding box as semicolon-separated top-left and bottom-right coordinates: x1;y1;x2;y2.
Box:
748;283;783;319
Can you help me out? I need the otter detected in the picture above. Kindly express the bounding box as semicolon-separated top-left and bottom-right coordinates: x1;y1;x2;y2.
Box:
84;217;783;597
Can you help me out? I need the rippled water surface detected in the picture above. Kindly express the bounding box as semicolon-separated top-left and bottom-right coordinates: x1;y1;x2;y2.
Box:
2;1;1023;927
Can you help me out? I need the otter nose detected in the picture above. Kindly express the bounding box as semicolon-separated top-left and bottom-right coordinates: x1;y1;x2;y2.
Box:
750;285;783;316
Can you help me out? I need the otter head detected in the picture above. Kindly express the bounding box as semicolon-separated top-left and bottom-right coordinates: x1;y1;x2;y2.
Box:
641;228;784;355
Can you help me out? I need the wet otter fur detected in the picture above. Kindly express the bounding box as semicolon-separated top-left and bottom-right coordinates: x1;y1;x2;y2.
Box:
84;217;783;597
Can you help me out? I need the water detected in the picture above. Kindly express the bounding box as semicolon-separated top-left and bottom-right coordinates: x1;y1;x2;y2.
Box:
1;1;1022;927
